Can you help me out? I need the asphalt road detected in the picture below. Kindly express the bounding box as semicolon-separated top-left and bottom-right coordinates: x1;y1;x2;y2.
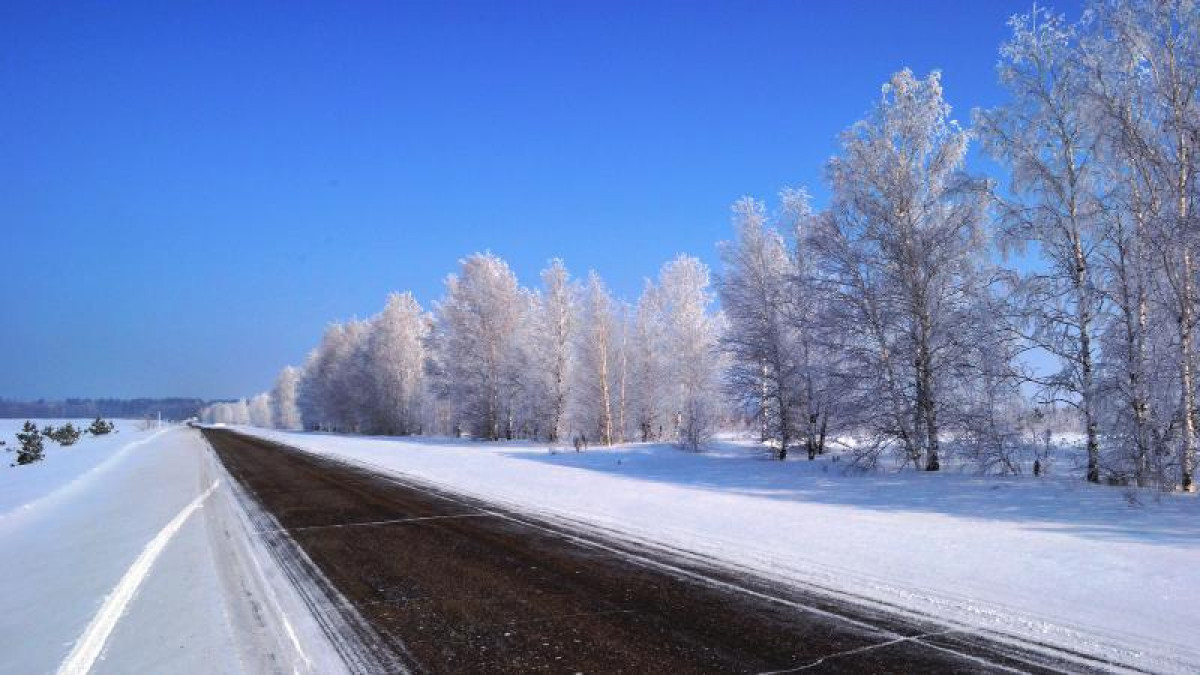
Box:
201;428;1095;674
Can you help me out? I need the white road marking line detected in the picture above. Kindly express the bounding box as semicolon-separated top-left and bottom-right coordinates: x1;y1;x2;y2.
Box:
258;512;491;534
757;629;960;674
279;614;311;673
56;480;220;675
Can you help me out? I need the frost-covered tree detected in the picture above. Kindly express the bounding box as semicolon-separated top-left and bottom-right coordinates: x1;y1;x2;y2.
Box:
627;280;670;442
503;290;541;440
297;320;369;432
339;320;373;432
202;401;249;425
530;260;576;442
976;6;1109;482
296;346;327;430
1099;0;1199;491
1086;50;1168;488
200;403;223;424
212;398;253;425
813;69;990;471
363;292;429;435
719;191;838;459
655;255;722;450
781;188;841;460
248;392;275;428
571;272;621;445
720;197;800;455
433;253;527;440
234;398;251;425
271;365;303;430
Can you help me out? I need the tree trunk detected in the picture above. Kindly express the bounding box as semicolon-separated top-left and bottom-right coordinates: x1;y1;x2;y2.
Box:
918;312;940;472
775;365;790;461
598;334;613;447
1178;128;1196;492
1179;248;1197;492
760;359;770;443
616;316;628;444
1120;235;1152;486
1133;280;1152;485
1074;238;1100;484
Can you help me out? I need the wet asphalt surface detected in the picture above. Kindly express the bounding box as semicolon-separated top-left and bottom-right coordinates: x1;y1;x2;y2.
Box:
202;428;1095;674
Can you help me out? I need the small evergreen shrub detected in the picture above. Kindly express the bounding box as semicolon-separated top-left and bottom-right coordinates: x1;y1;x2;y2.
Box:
49;423;82;446
88;417;115;435
14;421;45;465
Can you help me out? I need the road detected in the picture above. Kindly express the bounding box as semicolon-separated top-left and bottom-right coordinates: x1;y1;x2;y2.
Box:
0;426;330;675
203;428;1091;674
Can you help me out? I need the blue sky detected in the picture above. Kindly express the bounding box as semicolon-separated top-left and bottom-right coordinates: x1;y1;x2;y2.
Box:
2;0;1082;399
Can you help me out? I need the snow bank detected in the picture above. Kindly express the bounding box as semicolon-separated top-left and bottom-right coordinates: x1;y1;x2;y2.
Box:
0;424;347;673
0;419;163;518
240;427;1200;673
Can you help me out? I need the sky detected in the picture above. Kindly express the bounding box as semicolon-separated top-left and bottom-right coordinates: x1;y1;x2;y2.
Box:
1;0;1084;400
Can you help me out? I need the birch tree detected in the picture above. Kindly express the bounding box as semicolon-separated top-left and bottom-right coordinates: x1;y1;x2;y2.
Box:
718;197;800;456
230;398;251;425
627;280;670;441
271;365;303;430
816;69;990;471
1084;12;1167;485
248;392;274;428
297;323;348;431
1088;0;1200;490
571;272;619;445
364;292;429;435
531;260;576;442
433;253;526;440
976;6;1108;482
781;187;838;460
656;255;722;450
295;319;370;432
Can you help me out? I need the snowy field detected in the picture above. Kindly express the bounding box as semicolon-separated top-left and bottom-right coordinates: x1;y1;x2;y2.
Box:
0;419;149;517
0;421;341;674
239;426;1200;673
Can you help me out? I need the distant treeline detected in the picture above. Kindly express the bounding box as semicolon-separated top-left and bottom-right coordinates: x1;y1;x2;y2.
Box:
0;398;217;421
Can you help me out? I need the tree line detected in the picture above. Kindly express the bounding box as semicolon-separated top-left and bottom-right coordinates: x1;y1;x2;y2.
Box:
0;398;207;420
204;1;1200;491
204;254;723;450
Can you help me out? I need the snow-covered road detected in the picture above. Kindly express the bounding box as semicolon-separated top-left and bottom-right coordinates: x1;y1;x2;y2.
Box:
0;423;340;674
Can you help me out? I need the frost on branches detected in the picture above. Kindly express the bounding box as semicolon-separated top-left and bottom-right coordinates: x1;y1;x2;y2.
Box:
202;0;1200;491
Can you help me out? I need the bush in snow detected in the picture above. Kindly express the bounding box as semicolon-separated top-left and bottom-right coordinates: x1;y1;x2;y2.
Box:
49;423;82;446
88;417;115;435
14;421;45;465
